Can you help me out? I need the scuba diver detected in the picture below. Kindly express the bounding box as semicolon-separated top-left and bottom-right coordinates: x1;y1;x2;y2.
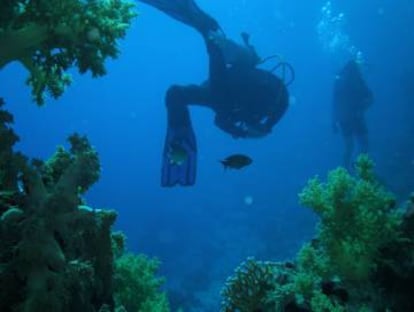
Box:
139;0;291;187
332;60;373;170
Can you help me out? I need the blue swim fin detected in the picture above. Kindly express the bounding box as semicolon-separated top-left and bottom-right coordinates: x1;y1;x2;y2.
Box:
161;125;197;187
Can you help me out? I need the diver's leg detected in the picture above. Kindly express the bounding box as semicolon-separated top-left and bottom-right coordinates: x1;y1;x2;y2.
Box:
139;0;227;93
340;122;354;170
355;117;369;155
139;0;220;37
166;84;211;127
357;133;369;154
162;84;211;187
205;39;227;89
342;134;354;171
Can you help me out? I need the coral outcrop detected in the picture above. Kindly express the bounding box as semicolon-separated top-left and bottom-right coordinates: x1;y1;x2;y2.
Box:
221;155;414;311
0;99;169;312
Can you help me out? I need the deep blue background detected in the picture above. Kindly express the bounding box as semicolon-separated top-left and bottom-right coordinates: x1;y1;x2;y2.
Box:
1;1;413;310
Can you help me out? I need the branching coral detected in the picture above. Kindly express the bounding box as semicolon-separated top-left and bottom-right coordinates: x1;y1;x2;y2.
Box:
299;155;401;282
0;0;137;104
220;257;295;312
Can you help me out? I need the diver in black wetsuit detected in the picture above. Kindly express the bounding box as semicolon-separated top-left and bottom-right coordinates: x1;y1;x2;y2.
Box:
332;60;373;170
139;0;290;187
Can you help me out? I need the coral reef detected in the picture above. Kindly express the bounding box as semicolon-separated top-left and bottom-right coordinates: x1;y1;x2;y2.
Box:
0;0;137;104
221;155;414;311
0;99;169;312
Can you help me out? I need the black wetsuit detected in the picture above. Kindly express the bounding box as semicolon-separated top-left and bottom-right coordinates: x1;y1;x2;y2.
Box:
139;0;289;186
332;60;373;169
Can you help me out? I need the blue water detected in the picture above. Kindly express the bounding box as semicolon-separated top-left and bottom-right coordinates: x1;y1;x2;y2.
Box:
1;0;413;310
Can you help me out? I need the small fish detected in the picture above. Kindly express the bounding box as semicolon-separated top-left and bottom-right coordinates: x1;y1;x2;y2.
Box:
220;154;252;169
168;142;187;166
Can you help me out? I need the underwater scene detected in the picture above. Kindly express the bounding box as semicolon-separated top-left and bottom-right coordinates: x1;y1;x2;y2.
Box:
1;0;414;311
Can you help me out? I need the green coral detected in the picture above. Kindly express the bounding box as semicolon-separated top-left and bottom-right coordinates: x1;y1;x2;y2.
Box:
292;244;325;302
114;253;170;312
296;242;329;279
274;244;342;310
0;0;137;104
299;155;402;282
110;231;169;312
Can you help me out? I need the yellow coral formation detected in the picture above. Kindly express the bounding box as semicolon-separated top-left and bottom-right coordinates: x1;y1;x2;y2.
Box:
299;155;402;281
